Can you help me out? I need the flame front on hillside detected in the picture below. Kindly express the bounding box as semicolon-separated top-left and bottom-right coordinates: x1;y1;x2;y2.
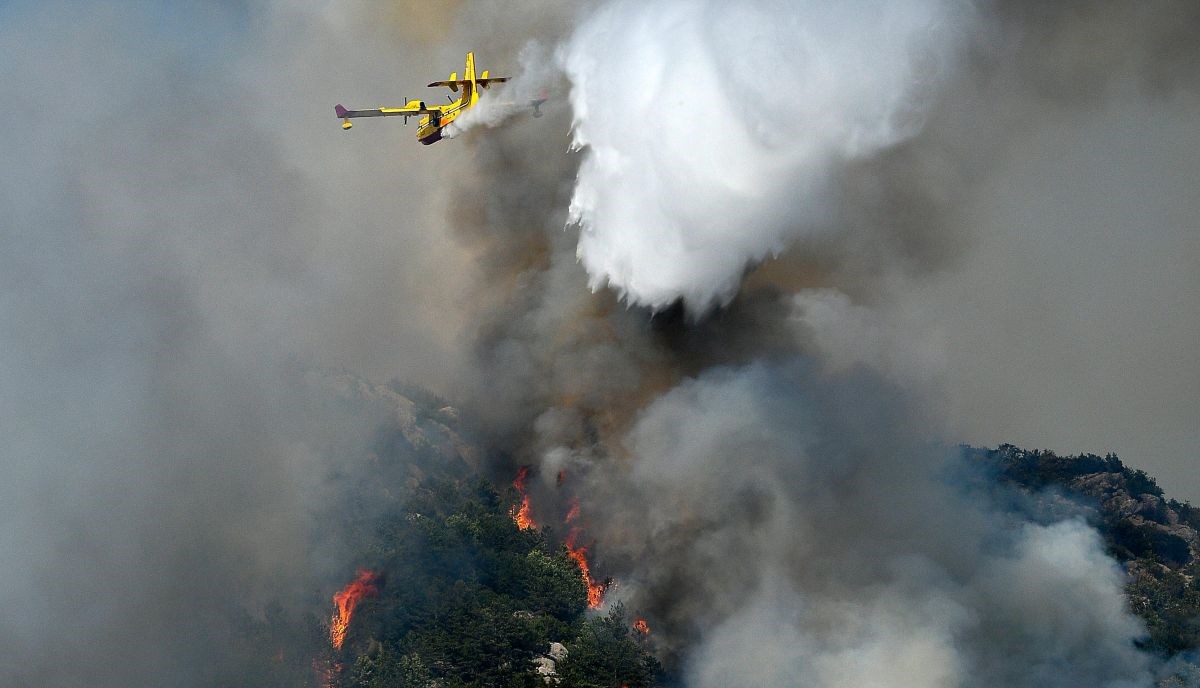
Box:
330;569;380;651
511;468;607;609
565;528;607;609
511;466;536;530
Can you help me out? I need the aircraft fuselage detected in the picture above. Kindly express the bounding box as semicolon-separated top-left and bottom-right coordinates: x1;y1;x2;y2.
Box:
415;89;474;145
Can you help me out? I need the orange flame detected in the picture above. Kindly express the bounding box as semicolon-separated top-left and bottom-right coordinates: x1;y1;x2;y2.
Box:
565;498;581;524
634;618;650;635
513;465;530;492
565;528;606;609
330;569;379;651
510;466;536;530
513;494;535;530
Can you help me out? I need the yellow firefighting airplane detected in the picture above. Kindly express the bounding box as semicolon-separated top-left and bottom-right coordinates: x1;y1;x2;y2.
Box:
334;52;541;145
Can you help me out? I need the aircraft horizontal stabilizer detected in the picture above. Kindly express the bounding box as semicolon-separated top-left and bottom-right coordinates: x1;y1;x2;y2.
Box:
427;77;509;90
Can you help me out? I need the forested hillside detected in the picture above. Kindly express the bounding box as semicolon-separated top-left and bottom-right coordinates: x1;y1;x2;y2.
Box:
969;445;1200;666
235;379;1199;686
338;476;660;688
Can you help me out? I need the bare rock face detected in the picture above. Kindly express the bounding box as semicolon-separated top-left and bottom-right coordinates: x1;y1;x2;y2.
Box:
317;369;481;473
973;445;1200;570
532;655;557;681
533;642;568;684
970;445;1200;661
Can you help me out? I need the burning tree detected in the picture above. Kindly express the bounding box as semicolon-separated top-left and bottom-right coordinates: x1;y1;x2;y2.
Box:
510;466;537;531
330;570;381;651
565;528;608;609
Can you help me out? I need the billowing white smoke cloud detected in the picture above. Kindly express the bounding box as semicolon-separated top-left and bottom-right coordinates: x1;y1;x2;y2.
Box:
688;520;1150;688
560;0;973;310
601;363;1154;688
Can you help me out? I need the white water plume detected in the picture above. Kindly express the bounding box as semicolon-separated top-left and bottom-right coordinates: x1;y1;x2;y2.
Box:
560;0;974;310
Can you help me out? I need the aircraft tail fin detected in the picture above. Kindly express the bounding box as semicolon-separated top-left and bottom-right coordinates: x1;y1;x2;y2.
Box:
530;91;548;118
464;51;476;85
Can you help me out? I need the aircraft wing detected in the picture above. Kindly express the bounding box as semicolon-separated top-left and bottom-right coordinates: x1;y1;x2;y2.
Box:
334;101;433;129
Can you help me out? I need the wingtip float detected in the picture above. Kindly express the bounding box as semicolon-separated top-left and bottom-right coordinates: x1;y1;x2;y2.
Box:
333;51;544;145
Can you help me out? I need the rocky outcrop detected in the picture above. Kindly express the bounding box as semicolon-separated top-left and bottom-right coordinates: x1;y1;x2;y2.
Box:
971;444;1199;571
969;444;1200;659
533;642;568;684
320;370;482;475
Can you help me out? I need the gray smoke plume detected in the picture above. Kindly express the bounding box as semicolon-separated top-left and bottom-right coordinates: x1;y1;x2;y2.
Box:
782;0;1200;500
3;0;1198;686
0;2;506;685
458;0;1200;685
578;362;1151;686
